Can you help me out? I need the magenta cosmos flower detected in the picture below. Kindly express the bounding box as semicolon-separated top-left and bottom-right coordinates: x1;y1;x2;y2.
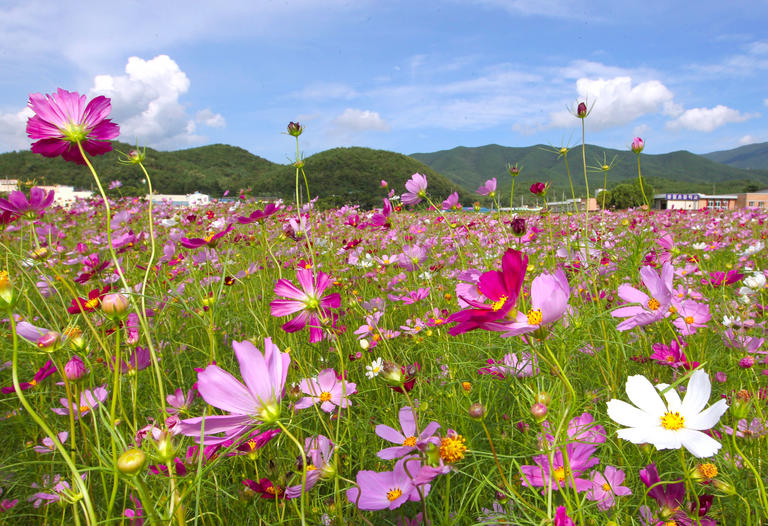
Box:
401;173;428;206
237;202;281;224
447;248;528;336
499;268;570;337
26;88;120;165
0;188;55;219
375;406;441;460
611;262;674;331
51;386;108;420
285;435;335;498
294;368;356;412
179;223;234;249
520;441;599;493
178;338;290;444
346;456;431;510
270;268;341;343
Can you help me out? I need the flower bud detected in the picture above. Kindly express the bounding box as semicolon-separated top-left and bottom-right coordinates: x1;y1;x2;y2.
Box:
64;355;88;381
117;448;146;475
37;331;61;352
712;478;736;495
576;102;588;118
102;293;130;320
691;462;718;482
468;403;485;420
530;402;547;421
511;217;526;236
507;163;520;177
155;432;176;463
529;182;547;196
287;121;303;137
631;137;644;154
381;360;403;385
0;270;17;308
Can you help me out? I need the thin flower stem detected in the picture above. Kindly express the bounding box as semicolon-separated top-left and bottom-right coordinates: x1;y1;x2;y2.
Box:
8;313;98;526
636;153;650;208
276;420;307;526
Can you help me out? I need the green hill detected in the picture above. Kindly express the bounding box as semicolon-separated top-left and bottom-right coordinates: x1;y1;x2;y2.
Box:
702;142;768;172
410;144;768;198
0;143;468;209
255;147;472;209
0;142;278;197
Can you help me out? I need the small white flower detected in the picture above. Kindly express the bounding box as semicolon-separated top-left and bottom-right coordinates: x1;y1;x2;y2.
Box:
418;271;433;280
359;338;370;350
744;272;766;291
691;242;707;251
722;315;740;328
739;241;764;257
607;369;728;458
365;358;383;379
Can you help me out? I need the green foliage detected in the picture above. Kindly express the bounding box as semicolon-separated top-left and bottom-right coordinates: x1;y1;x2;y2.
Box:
703;141;768;171
410;144;768;197
599;179;655;209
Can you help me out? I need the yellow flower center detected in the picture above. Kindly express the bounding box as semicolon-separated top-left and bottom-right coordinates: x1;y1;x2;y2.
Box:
699;463;718;479
386;488;403;501
79;405;91;415
553;467;568;482
0;271;10;289
204;233;215;243
29;379;37;387
684;316;694;324
246;439;257;451
647;298;661;311
319;392;332;402
491;295;507;311
602;482;611;491
84;298;100;310
669;305;677;314
526;308;543;325
439;434;467;463
402;436;417;447
660;411;685;430
306;464;317;471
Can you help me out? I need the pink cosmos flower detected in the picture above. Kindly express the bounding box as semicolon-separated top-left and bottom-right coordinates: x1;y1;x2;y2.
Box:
477;178;496;196
672;300;711;336
441;192;460;211
649;340;694;368
585;466;631;510
51;386;108;420
179;223;234;249
401;173;428;206
178;338;290;444
499;268;570;337
520;441;599;493
0;188;55;219
631;137;644;154
26;88;120;164
375;406;441;460
554;506;575;526
32;432;69;454
346;456;431;510
478;352;538;378
294;368;356;412
166;388;195;415
1;358;56;394
447;248;527;336
270;268;341;343
611;262;674;331
237;202;281;224
285;435;335;498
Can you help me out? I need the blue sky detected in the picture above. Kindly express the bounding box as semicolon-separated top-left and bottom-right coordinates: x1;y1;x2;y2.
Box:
1;0;767;163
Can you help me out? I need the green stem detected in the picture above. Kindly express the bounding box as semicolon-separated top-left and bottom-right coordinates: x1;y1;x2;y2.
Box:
276;420;307;526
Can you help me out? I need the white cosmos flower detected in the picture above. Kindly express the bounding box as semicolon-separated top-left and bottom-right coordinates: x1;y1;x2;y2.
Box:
606;369;728;458
365;358;383;379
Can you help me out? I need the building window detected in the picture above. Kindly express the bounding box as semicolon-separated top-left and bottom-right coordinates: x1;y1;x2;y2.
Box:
749;201;755;207
708;200;714;208
759;202;765;208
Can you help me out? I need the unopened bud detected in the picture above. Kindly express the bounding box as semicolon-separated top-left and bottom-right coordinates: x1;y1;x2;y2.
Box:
287;121;303;137
576;102;587;118
381;360;403;385
712;478;736;495
530;402;547;421
64;355;88;381
507;164;520;177
535;391;551;405
117;448;146;475
102;293;130;320
511;217;526;236
631;137;644;154
468;403;485;420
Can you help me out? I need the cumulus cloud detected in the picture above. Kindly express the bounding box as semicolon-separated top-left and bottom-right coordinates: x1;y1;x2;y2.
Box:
332;109;390;132
739;134;757;145
0;107;33;151
196;109;226;128
90;55;212;147
549;76;675;130
667;105;757;132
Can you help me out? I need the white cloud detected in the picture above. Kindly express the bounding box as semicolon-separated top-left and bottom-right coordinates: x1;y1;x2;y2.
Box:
549;76;675;130
667;105;757;132
332;109;390;132
196;109;226;128
0;107;33;151
90;55;211;147
739;134;756;145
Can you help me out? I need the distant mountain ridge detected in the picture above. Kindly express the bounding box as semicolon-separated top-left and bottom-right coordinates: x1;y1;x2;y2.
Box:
410;143;768;197
702;142;768;170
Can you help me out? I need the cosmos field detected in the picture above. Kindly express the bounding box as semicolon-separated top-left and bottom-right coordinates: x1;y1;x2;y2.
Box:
0;89;767;525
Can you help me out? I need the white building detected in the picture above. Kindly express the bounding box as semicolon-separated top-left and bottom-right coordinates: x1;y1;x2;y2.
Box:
37;185;94;208
0;179;19;193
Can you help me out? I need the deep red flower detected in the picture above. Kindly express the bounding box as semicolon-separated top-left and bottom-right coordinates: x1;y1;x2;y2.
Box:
68;286;111;314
